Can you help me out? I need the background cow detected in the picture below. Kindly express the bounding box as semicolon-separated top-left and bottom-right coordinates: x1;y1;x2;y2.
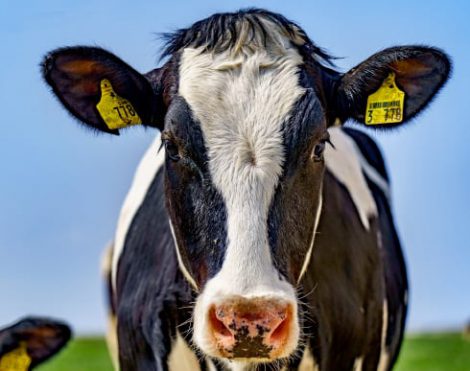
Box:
0;317;71;370
42;9;450;371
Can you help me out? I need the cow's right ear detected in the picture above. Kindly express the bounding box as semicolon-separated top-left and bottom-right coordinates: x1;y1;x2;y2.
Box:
42;46;165;135
0;317;71;370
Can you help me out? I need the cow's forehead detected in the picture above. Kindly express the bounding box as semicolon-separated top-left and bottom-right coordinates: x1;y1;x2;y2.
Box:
178;41;305;195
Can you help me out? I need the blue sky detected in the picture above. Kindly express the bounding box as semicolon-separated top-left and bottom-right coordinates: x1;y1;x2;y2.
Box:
0;0;468;334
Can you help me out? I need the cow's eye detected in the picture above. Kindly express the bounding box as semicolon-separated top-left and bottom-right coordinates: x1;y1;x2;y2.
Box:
312;133;333;162
312;141;326;162
164;139;181;162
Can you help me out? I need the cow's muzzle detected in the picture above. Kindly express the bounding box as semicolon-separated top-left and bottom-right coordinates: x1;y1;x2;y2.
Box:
207;296;295;360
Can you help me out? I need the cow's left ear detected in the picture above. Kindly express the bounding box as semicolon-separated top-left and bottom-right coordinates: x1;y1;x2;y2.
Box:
0;317;71;370
333;46;451;128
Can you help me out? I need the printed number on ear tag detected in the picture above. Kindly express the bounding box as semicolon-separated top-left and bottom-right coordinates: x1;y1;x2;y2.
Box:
96;79;142;130
0;343;31;371
365;72;405;125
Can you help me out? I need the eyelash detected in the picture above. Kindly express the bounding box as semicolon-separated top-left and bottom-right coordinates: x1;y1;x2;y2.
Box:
161;130;181;162
164;139;181;161
312;135;333;162
162;133;206;181
312;142;326;162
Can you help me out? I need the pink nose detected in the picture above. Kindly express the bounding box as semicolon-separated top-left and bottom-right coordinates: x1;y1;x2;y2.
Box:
208;297;293;359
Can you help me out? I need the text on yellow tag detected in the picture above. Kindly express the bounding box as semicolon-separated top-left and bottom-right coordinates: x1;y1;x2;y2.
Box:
96;79;142;130
365;72;405;125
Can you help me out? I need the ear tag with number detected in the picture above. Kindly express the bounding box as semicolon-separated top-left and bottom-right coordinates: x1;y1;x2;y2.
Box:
365;72;405;125
96;79;142;130
0;342;31;371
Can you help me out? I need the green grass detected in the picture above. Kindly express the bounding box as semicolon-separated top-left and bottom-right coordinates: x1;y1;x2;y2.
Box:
38;333;470;370
395;333;470;371
37;337;113;371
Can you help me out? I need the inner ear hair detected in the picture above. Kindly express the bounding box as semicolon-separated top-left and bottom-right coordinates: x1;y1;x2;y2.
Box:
389;49;450;116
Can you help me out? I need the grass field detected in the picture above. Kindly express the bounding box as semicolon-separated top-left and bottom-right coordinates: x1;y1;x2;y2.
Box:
37;333;470;371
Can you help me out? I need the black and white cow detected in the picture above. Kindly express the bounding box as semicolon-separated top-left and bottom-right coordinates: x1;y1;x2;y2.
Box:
42;9;450;371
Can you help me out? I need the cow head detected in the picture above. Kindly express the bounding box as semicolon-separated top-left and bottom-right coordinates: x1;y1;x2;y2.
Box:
42;9;450;367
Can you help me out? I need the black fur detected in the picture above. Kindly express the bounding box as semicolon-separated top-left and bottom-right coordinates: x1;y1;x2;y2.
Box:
116;167;194;370
161;8;335;67
268;86;326;281
163;97;229;287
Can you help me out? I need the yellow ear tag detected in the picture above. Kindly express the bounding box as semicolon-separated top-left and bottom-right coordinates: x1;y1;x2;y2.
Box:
0;343;31;371
365;72;405;125
96;79;142;130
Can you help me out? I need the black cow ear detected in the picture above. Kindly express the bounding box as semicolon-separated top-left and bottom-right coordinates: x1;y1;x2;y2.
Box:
333;46;451;128
0;317;71;370
42;46;165;135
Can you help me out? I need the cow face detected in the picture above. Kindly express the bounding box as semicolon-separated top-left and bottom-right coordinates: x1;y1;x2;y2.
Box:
162;19;331;362
42;9;450;366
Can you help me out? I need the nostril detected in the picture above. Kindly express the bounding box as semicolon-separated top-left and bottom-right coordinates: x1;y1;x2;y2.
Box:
209;306;233;338
269;316;289;343
268;308;291;344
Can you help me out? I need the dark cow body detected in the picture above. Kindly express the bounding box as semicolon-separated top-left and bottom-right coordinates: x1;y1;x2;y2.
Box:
307;138;406;370
42;8;450;371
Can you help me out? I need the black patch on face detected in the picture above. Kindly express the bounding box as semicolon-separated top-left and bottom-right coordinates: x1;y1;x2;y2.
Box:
282;74;326;175
163;96;228;288
267;71;327;282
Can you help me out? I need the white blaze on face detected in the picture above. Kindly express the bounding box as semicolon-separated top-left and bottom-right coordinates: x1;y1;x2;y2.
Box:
178;23;305;359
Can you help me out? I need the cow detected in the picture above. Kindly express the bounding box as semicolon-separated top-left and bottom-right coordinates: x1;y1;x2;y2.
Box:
0;317;71;370
41;8;450;371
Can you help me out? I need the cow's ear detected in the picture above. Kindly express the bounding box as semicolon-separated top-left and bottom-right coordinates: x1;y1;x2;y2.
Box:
0;317;71;370
42;46;165;135
333;46;451;128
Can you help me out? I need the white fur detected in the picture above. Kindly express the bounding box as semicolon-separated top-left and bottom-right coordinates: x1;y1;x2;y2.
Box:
377;300;389;371
169;219;199;290
111;134;165;289
354;147;391;201
297;194;323;283
100;242;119;370
353;356;363;371
325;127;379;230
206;359;218;371
168;332;200;371
299;347;320;371
178;18;305;364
